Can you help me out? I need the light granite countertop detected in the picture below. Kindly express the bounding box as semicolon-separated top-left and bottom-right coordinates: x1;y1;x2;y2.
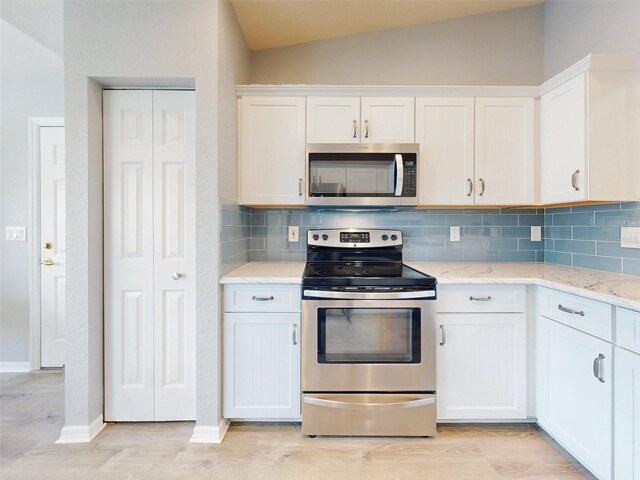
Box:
220;262;640;311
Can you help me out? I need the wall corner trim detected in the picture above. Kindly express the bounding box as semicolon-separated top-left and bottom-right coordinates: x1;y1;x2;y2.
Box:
0;362;32;373
56;414;106;444
189;419;230;444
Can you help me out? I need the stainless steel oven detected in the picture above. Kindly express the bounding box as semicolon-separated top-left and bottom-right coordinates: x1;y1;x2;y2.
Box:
301;229;437;437
306;143;419;206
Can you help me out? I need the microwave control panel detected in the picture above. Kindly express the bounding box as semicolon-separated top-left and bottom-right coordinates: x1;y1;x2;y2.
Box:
402;160;417;197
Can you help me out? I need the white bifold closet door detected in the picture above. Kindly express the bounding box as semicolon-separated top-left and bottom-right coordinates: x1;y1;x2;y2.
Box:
104;90;196;421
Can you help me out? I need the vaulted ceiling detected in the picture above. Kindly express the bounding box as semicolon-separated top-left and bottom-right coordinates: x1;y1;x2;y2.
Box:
231;0;545;51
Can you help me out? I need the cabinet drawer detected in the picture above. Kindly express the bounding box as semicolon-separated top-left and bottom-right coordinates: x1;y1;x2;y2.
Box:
437;285;526;313
223;284;301;312
617;307;640;355
537;287;612;342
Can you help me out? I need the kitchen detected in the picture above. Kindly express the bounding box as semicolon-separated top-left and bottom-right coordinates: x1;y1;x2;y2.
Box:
3;2;637;480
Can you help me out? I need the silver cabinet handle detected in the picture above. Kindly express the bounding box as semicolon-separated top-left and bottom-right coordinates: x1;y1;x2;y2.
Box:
364;120;369;138
292;324;298;345
252;295;274;301
470;296;492;302
172;272;182;280
593;353;605;383
558;304;585;316
304;396;435;410
466;178;473;197
298;178;303;196
478;178;485;196
439;324;446;346
352;120;357;138
571;170;581;191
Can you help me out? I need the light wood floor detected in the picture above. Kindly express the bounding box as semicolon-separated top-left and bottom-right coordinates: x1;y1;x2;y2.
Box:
1;371;594;480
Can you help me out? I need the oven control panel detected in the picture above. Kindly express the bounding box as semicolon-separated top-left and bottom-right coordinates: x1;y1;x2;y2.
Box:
308;229;402;248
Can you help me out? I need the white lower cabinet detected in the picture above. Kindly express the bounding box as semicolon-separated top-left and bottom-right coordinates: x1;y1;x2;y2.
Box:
536;315;612;480
222;284;301;420
437;313;527;420
615;346;640;480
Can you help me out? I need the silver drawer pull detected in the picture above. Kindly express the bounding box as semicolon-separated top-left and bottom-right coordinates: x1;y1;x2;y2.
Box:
593;354;605;383
439;324;446;346
252;295;274;301
304;396;434;411
469;296;491;302
292;324;298;345
571;170;581;191
558;304;585;316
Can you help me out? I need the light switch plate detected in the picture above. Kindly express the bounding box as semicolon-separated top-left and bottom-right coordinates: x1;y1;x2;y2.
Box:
621;226;640;249
288;226;299;242
5;226;26;242
531;226;542;242
450;226;461;242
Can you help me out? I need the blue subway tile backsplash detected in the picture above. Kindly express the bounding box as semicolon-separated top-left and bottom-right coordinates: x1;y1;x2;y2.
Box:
220;199;640;277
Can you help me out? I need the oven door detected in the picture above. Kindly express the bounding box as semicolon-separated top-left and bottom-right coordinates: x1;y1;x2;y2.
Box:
302;297;436;392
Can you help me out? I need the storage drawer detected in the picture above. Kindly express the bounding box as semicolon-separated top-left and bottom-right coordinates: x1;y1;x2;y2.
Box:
302;393;436;437
223;284;301;312
437;285;526;313
537;287;612;342
616;307;640;355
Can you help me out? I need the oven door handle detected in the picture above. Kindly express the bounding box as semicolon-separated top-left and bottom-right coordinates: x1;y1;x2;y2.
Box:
303;289;436;300
303;396;435;410
394;154;404;196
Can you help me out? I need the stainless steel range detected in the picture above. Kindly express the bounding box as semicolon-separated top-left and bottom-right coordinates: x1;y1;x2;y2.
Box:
301;228;438;437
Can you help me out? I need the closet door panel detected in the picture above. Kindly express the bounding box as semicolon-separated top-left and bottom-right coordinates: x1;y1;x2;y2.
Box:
104;90;155;421
152;90;196;421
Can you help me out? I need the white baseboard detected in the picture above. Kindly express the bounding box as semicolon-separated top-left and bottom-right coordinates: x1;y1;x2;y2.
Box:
189;418;230;444
0;362;31;373
56;414;106;444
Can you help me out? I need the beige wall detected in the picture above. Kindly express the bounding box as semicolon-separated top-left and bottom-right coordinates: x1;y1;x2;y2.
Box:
544;1;640;79
250;5;544;86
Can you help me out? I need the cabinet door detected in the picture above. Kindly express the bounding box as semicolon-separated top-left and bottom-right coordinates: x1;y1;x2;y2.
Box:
475;97;534;205
240;96;305;205
615;347;640;480
360;97;414;143
416;98;474;205
540;73;588;204
536;316;612;480
306;97;360;143
223;312;301;419
436;313;526;420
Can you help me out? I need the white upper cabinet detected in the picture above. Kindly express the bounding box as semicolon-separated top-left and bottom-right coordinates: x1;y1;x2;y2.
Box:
307;96;414;143
306;97;360;143
360;97;414;143
416;98;475;205
240;96;306;206
541;62;640;205
475;97;535;205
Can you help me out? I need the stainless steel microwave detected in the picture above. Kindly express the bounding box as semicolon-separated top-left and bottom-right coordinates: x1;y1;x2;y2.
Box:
306;143;419;206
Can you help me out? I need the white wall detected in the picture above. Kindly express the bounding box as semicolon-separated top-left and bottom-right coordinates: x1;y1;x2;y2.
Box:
63;0;220;430
0;8;64;363
544;1;640;79
250;5;544;86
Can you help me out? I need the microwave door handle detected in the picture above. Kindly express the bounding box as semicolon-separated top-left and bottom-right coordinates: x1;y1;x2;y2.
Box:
395;154;404;196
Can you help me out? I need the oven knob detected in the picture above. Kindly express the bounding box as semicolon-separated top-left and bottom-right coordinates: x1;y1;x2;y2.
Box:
312;234;319;241
322;234;329;241
381;234;388;241
391;234;398;241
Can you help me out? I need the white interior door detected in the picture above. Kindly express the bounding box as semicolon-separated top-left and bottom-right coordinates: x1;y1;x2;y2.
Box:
104;90;195;422
40;126;66;368
152;90;196;421
104;90;155;421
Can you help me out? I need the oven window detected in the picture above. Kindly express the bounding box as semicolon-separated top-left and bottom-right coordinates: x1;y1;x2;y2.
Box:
317;308;421;364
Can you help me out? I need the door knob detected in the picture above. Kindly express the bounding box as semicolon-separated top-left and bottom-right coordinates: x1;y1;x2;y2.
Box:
40;258;54;266
172;272;182;280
